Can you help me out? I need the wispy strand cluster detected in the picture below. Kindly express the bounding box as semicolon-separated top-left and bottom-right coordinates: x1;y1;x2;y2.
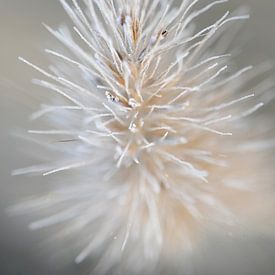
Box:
14;0;275;274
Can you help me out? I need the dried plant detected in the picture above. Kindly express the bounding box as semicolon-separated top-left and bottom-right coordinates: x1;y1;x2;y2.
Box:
14;0;275;274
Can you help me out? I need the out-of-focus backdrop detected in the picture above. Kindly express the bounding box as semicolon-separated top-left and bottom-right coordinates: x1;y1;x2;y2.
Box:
0;0;275;274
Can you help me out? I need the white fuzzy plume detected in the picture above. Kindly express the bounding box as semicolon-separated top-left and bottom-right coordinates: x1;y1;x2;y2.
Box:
13;0;275;274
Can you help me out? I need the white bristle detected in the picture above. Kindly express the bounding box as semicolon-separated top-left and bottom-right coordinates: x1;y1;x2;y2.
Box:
13;0;275;274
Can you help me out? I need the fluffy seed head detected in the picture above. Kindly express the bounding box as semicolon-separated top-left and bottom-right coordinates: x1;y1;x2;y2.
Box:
14;0;275;274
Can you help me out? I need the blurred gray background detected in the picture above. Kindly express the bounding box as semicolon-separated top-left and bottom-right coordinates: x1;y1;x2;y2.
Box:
0;0;275;274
